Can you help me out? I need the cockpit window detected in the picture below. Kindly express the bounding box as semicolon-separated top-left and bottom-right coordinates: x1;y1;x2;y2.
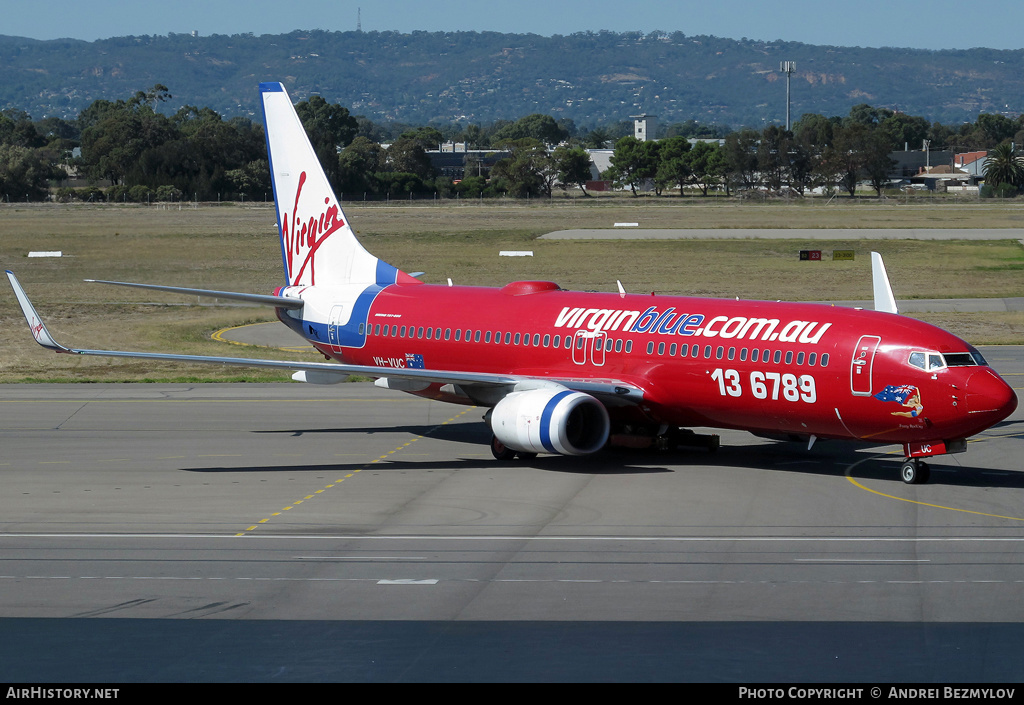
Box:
971;351;988;366
908;352;926;369
944;352;980;367
927;354;946;370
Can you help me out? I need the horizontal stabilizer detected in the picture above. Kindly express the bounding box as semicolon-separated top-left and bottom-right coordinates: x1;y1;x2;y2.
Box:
85;279;304;309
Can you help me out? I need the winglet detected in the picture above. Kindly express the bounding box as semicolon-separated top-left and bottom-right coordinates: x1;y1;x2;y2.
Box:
870;252;899;314
5;271;71;352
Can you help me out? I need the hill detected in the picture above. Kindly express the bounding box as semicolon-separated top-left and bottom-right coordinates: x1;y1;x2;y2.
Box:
2;30;1023;127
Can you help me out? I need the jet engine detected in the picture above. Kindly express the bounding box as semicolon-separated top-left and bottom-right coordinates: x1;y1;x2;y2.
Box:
489;388;610;456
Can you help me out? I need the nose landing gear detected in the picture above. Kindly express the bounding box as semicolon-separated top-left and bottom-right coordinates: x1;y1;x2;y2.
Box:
900;458;930;484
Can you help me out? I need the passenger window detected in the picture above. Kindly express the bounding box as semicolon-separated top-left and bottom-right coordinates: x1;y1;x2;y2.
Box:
704;345;712;359
615;339;622;353
773;350;781;364
426;328;433;340
454;329;461;341
543;334;550;347
740;348;747;361
669;343;677;356
625;340;633;353
728;347;735;360
533;334;540;346
445;329;452;341
680;344;688;358
796;352;804;365
751;348;760;362
821;353;829;367
658;342;665;355
373;324;380;335
647;342;655;354
474;330;481;342
785;351;793;365
808;352;817;366
504;333;511;344
485;331;492;343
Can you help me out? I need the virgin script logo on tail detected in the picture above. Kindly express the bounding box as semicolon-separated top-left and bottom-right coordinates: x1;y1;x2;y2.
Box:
282;171;346;285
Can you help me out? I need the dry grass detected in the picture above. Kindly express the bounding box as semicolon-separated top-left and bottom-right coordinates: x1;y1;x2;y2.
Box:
1;201;1022;382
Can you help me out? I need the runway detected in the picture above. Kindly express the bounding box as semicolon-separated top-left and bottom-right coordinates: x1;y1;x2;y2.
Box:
0;347;1022;681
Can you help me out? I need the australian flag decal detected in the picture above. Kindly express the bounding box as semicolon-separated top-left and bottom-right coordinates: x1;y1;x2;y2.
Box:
873;384;917;403
405;353;425;369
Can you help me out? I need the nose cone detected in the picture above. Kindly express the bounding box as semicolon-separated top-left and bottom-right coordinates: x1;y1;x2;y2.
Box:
965;368;1018;430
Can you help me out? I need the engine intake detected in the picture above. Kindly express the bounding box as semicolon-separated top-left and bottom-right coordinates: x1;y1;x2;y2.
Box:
490;388;610;456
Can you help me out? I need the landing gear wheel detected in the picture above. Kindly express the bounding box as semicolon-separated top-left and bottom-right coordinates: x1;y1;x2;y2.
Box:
900;459;931;485
516;451;538;460
490;435;517;461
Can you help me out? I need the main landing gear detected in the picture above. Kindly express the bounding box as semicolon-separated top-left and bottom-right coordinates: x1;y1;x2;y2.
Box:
900;458;930;485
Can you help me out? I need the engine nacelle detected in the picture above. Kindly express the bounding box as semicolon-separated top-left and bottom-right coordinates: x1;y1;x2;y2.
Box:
489;388;610;456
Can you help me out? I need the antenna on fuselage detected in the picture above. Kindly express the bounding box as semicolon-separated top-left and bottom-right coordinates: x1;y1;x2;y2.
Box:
871;252;899;314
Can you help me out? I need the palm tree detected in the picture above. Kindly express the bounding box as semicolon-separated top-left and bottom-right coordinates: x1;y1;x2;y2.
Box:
982;143;1024;191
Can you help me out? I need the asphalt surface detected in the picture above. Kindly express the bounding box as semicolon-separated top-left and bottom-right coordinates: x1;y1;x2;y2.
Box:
0;345;1022;682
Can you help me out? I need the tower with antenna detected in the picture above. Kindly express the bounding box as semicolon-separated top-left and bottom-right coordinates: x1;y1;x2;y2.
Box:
780;61;796;131
357;7;362;32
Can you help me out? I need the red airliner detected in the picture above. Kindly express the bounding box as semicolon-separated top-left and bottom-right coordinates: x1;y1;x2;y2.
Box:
6;82;1017;484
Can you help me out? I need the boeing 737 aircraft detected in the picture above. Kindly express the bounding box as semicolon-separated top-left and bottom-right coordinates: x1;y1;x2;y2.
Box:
7;82;1017;484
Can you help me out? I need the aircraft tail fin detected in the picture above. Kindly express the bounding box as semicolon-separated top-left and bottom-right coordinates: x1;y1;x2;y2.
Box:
259;82;417;289
870;251;899;314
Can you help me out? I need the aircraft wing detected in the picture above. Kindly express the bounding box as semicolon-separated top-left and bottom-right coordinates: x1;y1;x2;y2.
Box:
7;271;645;403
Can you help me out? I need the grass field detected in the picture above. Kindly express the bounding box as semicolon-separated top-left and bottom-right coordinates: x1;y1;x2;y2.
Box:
1;200;1022;382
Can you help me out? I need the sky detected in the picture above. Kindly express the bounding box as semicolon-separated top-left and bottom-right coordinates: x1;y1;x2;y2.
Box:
3;0;1022;51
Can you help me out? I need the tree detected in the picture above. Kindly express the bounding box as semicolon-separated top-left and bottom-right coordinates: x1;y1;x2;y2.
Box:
983;143;1024;192
385;135;434;180
0;144;63;200
827;123;896;197
686;141;725;196
881;113;929;151
582;127;613;149
491;114;568;146
295;95;358;193
491;138;553;197
757;126;791;191
654;136;692;195
604;136;659;196
338;136;386;194
552;145;593;195
722;128;759;190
